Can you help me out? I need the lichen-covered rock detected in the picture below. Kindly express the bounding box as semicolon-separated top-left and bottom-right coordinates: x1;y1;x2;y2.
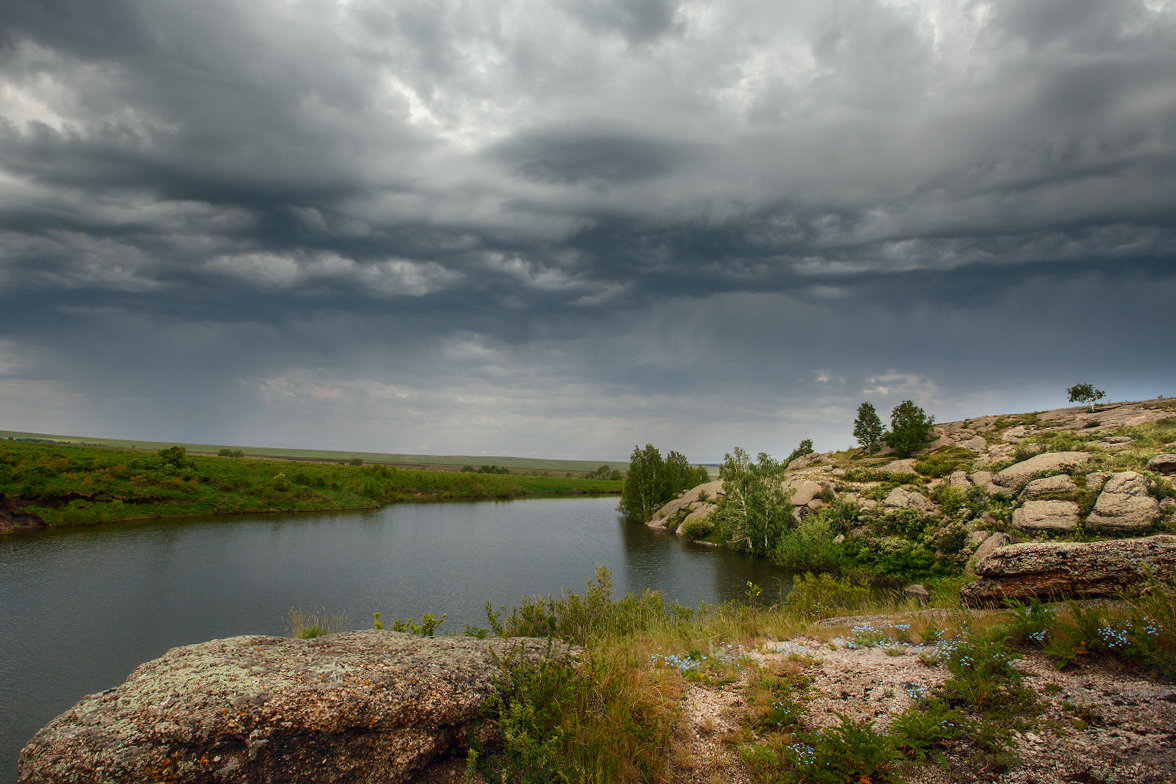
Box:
1146;454;1176;475
960;535;1176;606
1020;474;1077;499
880;459;916;475
647;480;724;530
966;532;1011;575
992;452;1090;489
1086;471;1160;531
1012;500;1080;531
18;631;564;784
883;487;937;514
786;478;826;507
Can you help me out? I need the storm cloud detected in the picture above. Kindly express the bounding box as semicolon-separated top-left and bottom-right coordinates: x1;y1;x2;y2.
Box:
1;0;1174;460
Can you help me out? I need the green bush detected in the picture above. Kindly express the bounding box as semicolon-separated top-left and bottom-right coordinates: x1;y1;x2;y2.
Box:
783;572;872;621
677;514;715;541
771;513;846;572
914;446;973;478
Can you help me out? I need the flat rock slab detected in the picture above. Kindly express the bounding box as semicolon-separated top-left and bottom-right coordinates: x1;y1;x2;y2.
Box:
19;631;562;784
992;452;1090;489
1146;454;1176;475
1013;500;1080;531
960;535;1176;606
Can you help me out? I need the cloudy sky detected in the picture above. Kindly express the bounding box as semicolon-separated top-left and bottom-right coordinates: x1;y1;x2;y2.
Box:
1;0;1174;462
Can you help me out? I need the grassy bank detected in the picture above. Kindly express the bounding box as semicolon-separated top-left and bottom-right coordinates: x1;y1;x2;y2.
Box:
0;440;621;527
460;570;1175;783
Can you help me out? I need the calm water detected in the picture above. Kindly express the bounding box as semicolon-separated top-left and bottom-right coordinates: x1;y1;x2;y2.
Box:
0;496;792;779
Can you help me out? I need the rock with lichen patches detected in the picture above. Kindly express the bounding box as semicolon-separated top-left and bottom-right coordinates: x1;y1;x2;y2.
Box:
19;631;566;784
960;535;1176;606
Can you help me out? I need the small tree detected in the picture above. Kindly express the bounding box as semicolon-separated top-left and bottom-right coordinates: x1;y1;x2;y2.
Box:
619;444;706;523
1066;383;1105;412
852;402;884;453
713;447;792;556
787;439;815;464
884;400;935;457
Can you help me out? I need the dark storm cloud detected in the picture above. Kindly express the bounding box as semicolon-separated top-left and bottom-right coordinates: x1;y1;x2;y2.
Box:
1;0;1174;457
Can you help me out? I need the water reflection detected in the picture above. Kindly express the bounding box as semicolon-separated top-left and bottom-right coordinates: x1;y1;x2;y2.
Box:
0;497;792;778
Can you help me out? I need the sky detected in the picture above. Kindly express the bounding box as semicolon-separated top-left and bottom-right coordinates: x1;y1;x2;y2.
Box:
1;0;1174;463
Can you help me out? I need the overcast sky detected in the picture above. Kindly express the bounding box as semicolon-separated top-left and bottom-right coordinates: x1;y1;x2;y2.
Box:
1;0;1174;462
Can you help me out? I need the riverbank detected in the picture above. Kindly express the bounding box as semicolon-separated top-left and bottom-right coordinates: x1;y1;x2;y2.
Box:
0;440;620;530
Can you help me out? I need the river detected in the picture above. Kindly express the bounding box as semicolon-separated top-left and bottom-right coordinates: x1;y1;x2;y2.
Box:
0;496;793;778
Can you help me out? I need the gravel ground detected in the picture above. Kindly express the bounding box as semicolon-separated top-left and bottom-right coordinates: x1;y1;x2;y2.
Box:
670;618;1176;784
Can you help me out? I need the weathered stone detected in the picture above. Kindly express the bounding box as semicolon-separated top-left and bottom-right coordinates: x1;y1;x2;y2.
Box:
1020;474;1078;500
960;436;989;452
967;532;1012;576
1086;471;1160;531
1001;425;1028;442
1086;473;1107;492
1013;500;1080;532
678;503;716;529
992;452;1090;489
947;471;972;489
883;487;937;514
968;470;993;487
19;631;564;784
964;530;990;550
1146;454;1176;475
903;584;930;602
647;480;724;529
0;495;46;533
786;478;826;507
960;535;1176;606
880;459;917;475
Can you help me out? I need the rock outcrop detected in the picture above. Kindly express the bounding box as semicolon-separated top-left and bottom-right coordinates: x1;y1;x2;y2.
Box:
1012;500;1080;532
1146;454;1176;475
992;452;1090;490
646;480;723;531
960;535;1176;606
1020;474;1077;499
18;631;563;784
883;487;937;514
1086;471;1160;531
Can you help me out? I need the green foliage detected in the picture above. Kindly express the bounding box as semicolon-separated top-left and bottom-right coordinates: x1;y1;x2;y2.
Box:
914;446;973;478
884;400;935;457
585;464;623;480
782;572;872;621
486;566;693;646
677;514;715;541
890;698;970;763
853;401;885;453
347;457;364;466
618;444;707;523
771;513;847;572
787;438;815;463
216;448;245;457
0;440;621;526
156;445;193;469
478;642;678;784
940;629;1023;711
714;447;793;556
1067;382;1106;411
742;714;900;784
285;607;351;639
462;463;512;474
386;612;447;636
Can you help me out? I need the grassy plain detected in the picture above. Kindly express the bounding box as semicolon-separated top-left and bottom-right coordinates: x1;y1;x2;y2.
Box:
0;429;620;475
0;440;621;527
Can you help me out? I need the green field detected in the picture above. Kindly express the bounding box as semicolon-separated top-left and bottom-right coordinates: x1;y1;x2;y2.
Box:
0;440;622;527
0;429;624;475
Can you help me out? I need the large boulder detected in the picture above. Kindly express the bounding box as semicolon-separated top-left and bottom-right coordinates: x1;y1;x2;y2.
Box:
1019;474;1077;500
1146;454;1176;475
647;480;724;530
1012;500;1080;532
883;487;937;514
960;535;1176;606
992;452;1090;490
785;478;826;507
1086;471;1161;531
19;631;562;784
